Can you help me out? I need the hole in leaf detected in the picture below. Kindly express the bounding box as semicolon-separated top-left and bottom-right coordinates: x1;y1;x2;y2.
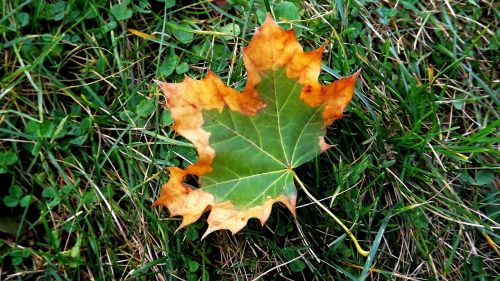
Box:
185;175;200;189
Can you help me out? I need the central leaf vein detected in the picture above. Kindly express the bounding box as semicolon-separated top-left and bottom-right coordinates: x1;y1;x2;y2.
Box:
273;68;290;166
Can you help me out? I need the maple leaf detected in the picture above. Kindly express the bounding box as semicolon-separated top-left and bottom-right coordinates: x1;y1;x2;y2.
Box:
153;15;360;238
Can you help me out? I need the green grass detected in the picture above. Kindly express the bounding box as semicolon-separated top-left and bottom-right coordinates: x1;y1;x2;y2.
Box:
1;0;498;280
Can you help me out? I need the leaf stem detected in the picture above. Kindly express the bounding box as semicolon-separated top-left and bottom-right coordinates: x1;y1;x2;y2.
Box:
292;171;369;257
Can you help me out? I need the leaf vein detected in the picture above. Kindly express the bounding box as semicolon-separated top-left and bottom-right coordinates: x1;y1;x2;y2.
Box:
290;106;323;166
205;113;286;167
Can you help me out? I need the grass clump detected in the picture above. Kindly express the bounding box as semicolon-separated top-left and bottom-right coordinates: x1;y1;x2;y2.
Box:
1;0;498;280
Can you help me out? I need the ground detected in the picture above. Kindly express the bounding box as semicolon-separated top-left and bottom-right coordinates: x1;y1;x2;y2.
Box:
0;0;498;280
